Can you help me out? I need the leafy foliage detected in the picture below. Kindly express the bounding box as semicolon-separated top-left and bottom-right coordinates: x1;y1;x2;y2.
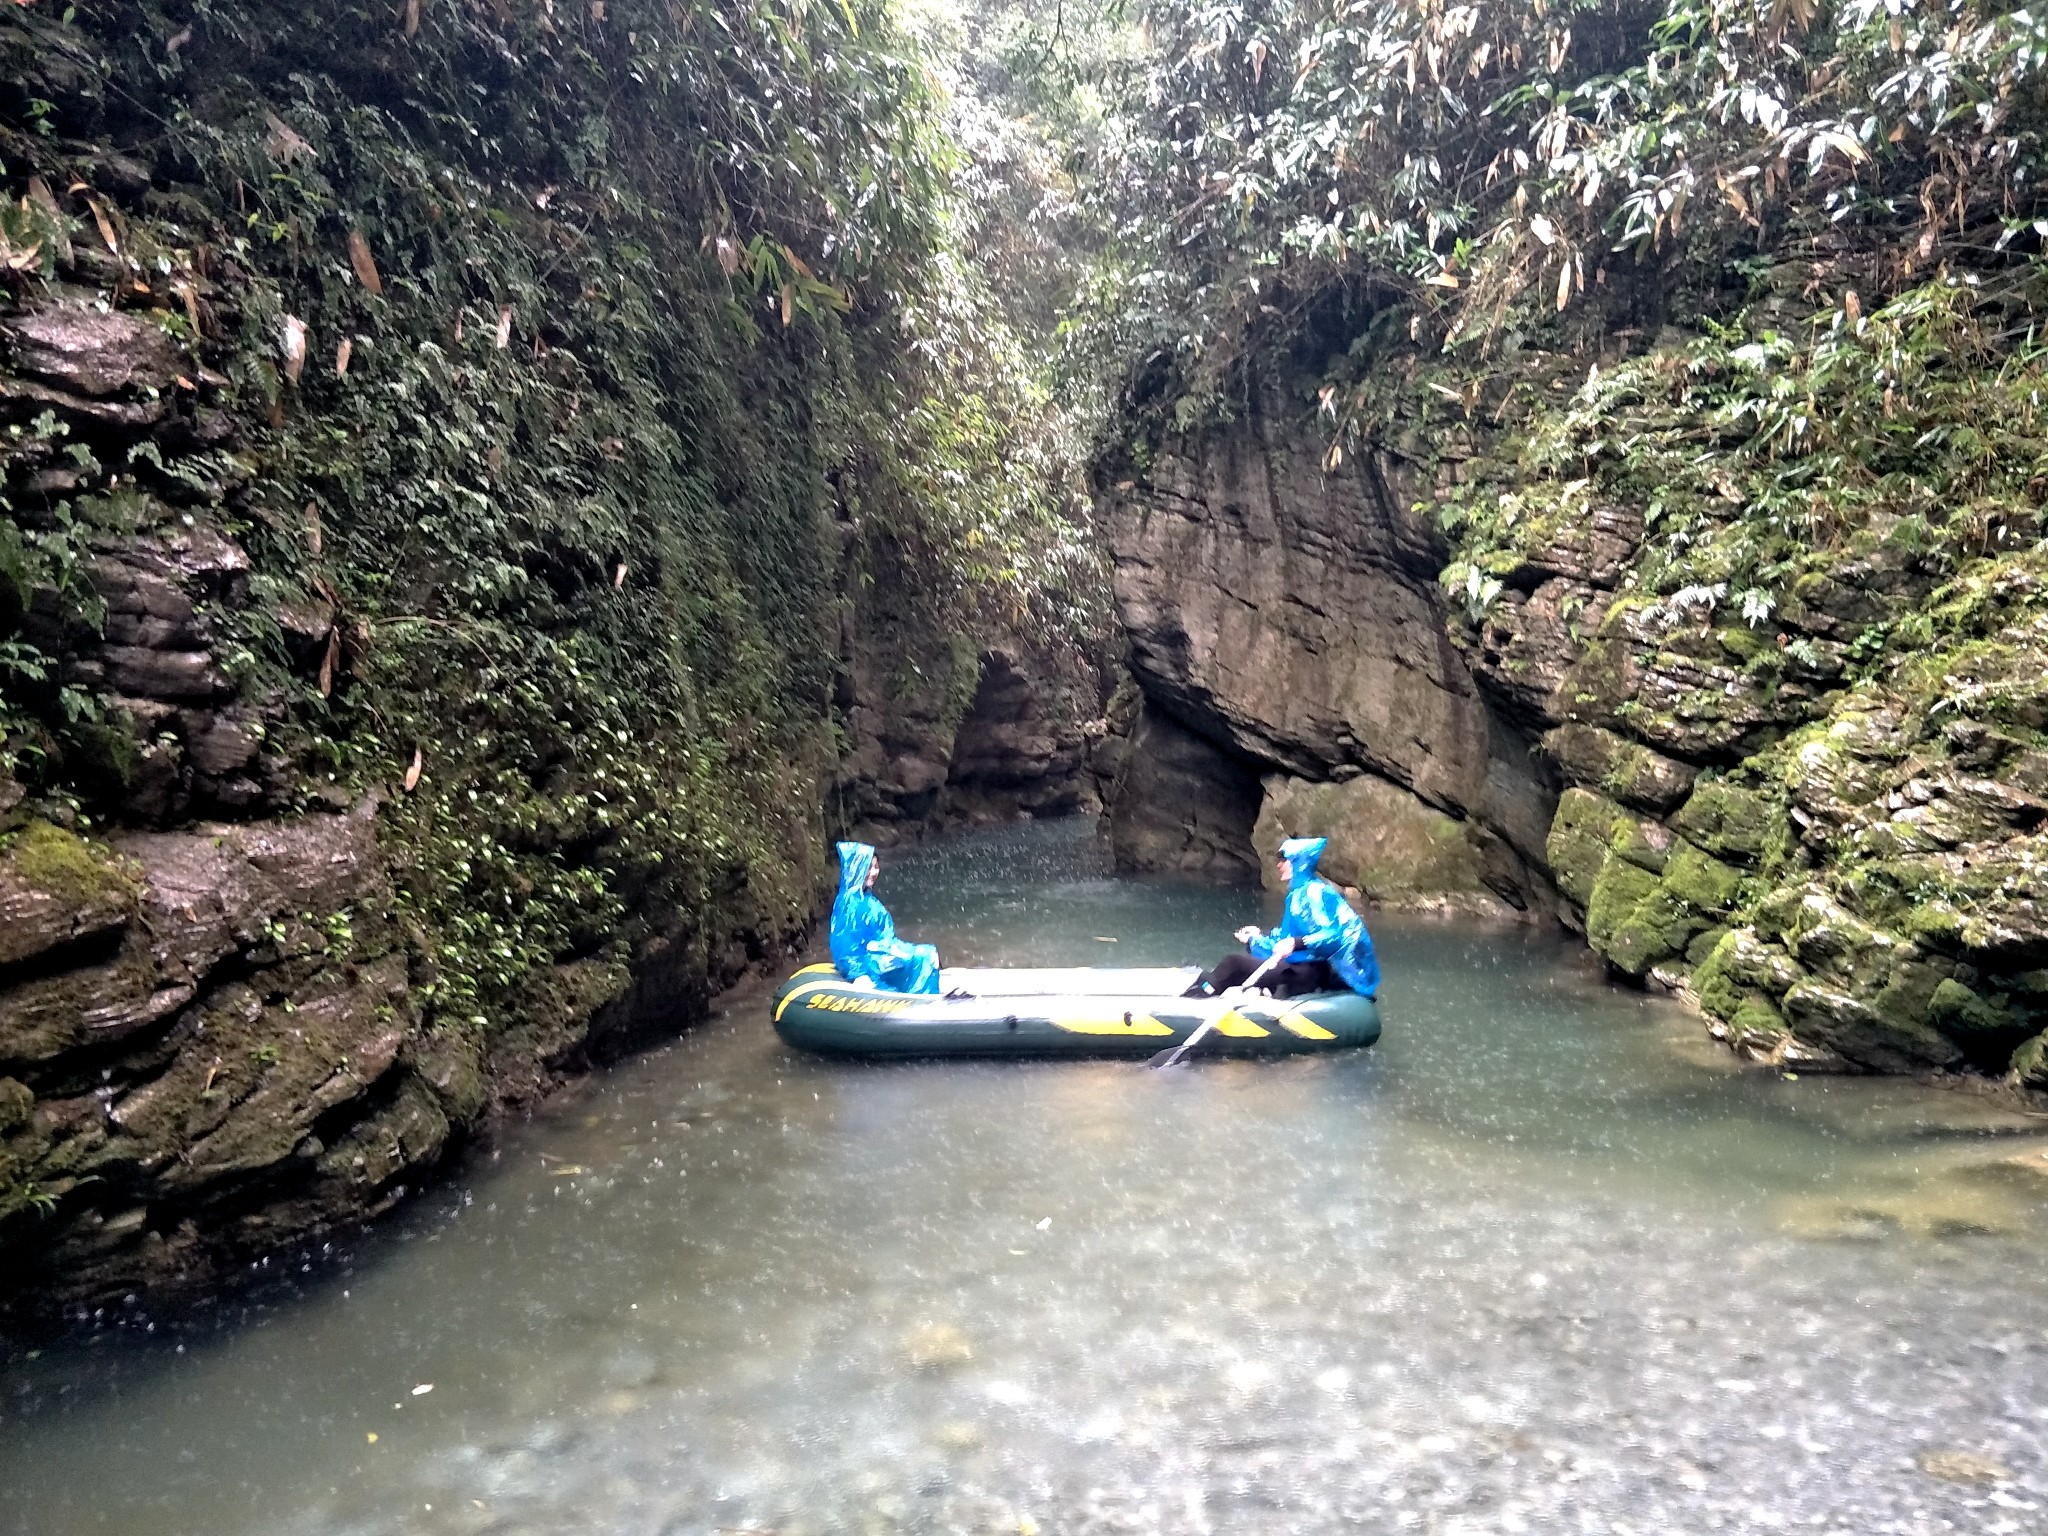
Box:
0;0;1107;1042
1075;0;2048;430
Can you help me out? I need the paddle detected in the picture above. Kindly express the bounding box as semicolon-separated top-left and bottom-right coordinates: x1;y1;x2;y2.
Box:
1147;952;1285;1069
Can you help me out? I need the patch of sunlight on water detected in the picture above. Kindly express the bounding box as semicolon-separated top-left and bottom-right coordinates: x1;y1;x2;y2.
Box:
5;817;2048;1536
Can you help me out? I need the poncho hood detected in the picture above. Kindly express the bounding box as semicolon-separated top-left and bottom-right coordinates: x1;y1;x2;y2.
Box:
836;841;876;897
1279;836;1328;887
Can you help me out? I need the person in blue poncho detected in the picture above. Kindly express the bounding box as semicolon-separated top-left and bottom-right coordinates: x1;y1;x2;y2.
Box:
829;841;942;995
1185;836;1379;1000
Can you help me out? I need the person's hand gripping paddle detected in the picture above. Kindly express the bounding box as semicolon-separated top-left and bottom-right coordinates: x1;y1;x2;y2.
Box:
1148;952;1285;1069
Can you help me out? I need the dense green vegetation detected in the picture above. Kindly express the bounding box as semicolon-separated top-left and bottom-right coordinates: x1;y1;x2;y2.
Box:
0;0;1104;1052
12;0;2048;1085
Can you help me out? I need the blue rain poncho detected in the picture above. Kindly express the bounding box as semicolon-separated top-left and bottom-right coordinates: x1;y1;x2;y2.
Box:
1248;837;1380;997
829;842;941;995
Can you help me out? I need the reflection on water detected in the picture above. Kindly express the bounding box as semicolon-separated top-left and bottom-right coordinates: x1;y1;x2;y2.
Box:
4;818;2047;1535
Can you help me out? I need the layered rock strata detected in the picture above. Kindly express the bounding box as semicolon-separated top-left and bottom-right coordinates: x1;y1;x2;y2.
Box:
1099;373;2048;1095
1100;401;1555;913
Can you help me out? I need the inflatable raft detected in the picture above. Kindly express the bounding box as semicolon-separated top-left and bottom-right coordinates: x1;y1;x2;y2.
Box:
771;964;1381;1060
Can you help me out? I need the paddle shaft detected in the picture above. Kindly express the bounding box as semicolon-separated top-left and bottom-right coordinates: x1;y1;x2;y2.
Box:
1148;951;1286;1068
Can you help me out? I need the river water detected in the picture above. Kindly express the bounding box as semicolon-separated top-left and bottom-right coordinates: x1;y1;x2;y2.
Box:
5;818;2047;1535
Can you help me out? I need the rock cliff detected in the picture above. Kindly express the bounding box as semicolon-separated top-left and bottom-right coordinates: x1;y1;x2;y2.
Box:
0;2;1106;1325
1099;323;2048;1101
1099;395;1555;914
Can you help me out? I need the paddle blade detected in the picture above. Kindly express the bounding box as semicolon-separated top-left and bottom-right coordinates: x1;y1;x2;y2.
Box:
1147;1043;1189;1069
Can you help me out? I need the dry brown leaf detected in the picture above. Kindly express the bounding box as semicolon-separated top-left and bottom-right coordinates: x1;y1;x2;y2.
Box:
317;628;341;697
86;196;120;256
779;283;793;327
25;175;60;224
403;0;422;38
173;281;201;330
347;229;384;295
613;562;628;588
263;111;317;165
306;502;323;557
1916;1449;2010;1485
1555;259;1572;312
167;25;192;54
1844;289;1861;323
495;303;513;349
712;235;740;277
779;243;815;280
334;337;353;376
403;747;423;792
281;315;308;384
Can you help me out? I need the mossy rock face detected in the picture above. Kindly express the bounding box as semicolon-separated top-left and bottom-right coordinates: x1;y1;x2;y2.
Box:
1546;787;1633;907
1671;780;1772;863
1782;980;1966;1073
1729;993;1789;1050
1253;773;1512;914
403;1028;489;1124
1693;928;1807;1021
1768;885;1901;976
2013;1031;2048;1091
1541;723;1697;813
1715;625;1769;663
0;819;139;969
1926;977;2022;1039
1608;815;1674;875
1686;924;1730;966
6;820;137;907
1661;838;1742;912
1586;852;1700;975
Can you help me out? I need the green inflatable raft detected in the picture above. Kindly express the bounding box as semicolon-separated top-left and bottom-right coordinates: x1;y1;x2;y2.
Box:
771;964;1381;1060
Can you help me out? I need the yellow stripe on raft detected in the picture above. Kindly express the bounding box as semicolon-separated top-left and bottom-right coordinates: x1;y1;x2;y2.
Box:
774;984;835;1023
1211;1008;1270;1038
792;963;839;978
1275;1010;1337;1040
1049;1009;1173;1036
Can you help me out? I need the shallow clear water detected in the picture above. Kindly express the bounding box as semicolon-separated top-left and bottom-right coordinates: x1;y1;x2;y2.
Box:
6;818;2048;1535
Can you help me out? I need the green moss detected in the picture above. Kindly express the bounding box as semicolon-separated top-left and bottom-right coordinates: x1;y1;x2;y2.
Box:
1661;839;1743;912
2014;1031;2048;1089
1546;787;1633;907
1927;977;2019;1037
1608;816;1672;874
1716;626;1768;663
1685;924;1731;966
1730;992;1786;1039
1586;852;1699;975
4;820;138;908
1671;780;1772;863
1873;959;1947;1031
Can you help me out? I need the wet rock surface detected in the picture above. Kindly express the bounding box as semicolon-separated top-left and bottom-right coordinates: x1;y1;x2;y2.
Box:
0;810;457;1315
1098;401;1557;910
1095;379;2048;1099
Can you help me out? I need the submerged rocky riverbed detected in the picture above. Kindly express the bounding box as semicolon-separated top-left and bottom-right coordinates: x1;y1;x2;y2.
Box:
3;820;2044;1535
